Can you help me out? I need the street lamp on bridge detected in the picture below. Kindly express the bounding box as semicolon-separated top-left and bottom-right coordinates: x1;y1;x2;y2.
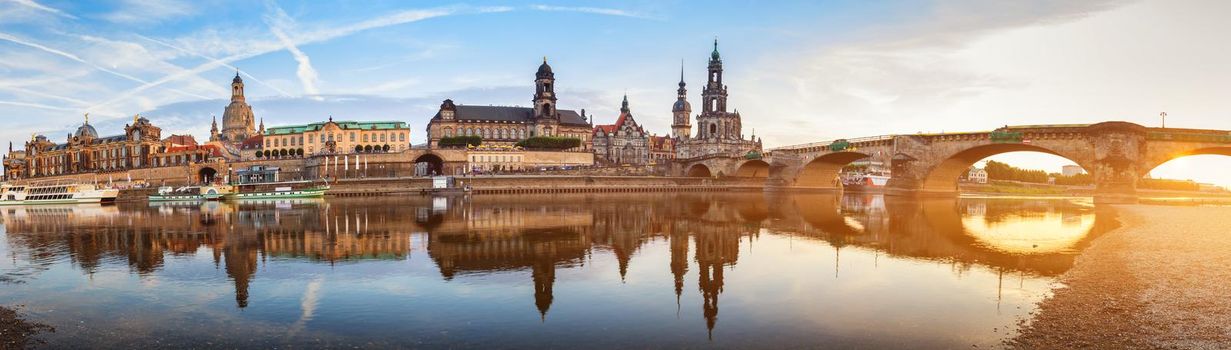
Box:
1161;112;1167;128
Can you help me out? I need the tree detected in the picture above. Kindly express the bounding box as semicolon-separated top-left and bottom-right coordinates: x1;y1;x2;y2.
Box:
439;136;481;148
255;150;264;158
355;145;363;153
516;136;581;150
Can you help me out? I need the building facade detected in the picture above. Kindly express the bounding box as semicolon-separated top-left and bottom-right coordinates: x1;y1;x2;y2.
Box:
592;95;650;165
261;118;411;158
648;136;675;164
426;59;593;151
9;115;184;178
675;40;762;159
967;167;989;184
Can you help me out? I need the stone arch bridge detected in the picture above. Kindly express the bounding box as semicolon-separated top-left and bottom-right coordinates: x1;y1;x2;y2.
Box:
674;122;1231;202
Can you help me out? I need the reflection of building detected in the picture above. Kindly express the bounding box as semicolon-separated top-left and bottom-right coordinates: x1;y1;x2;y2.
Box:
425;60;594;150
263;118;411;156
592;95;650;165
674;40;762;159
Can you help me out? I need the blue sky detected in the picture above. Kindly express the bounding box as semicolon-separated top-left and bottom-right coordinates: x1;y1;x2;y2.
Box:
2;0;1231;186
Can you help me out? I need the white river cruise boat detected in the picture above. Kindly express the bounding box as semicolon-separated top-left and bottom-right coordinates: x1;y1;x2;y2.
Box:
0;181;119;206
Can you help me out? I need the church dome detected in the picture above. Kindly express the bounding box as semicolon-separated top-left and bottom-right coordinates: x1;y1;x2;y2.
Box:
536;59;553;78
673;99;691;112
233;72;243;84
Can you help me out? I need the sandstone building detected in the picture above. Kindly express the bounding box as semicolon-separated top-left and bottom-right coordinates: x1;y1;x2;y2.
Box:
426;59;593;151
6;115;219;179
674;40;762;159
261;117;411;158
592;95;650;165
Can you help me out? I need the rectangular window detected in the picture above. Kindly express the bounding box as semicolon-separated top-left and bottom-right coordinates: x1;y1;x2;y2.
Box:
400;133;406;142
350;132;356;142
380;134;386;142
363;134;369;142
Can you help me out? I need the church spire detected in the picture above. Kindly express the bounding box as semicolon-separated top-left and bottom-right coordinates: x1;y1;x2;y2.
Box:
711;37;720;61
620;93;630;114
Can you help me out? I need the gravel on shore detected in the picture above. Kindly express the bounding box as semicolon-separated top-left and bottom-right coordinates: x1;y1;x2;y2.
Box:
0;306;53;349
1010;205;1231;348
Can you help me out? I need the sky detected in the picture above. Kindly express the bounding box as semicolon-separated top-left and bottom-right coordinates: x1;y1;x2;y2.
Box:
1;0;1229;186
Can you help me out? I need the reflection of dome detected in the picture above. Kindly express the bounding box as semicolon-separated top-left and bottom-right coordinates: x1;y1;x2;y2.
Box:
75;122;98;138
962;212;1094;254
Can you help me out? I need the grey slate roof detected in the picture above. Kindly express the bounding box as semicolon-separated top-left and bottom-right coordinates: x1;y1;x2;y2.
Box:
433;105;589;127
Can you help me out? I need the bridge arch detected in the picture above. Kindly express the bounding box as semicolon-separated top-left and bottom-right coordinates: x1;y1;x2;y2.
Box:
1142;146;1231;176
1140;146;1231;190
734;159;771;178
919;143;1094;193
686;164;713;178
796;152;872;189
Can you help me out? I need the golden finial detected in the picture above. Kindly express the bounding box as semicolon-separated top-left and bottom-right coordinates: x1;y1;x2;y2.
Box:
133;114;139;124
83;112;89;124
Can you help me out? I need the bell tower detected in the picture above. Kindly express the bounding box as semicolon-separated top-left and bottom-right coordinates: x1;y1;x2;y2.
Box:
533;57;557;120
702;39;727;115
672;62;692;139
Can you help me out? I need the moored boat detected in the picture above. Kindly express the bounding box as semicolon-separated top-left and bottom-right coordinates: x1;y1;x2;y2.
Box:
228;165;329;200
0;180;119;206
148;185;234;202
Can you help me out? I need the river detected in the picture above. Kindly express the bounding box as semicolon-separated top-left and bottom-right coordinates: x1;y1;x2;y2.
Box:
0;193;1114;348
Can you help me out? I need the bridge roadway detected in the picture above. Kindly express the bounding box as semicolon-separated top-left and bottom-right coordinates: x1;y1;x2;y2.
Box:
675;121;1231;203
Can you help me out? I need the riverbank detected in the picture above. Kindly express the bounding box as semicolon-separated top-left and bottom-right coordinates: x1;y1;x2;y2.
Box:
1009;205;1231;348
1;306;53;348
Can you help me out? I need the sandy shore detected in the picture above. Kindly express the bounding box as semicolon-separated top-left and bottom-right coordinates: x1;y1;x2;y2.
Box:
1010;205;1231;348
0;306;53;349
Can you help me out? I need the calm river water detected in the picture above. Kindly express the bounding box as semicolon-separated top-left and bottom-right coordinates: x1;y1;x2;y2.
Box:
0;193;1113;348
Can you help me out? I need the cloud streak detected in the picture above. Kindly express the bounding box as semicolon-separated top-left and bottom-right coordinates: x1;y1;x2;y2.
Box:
265;4;322;99
8;0;76;19
92;5;491;111
529;4;655;19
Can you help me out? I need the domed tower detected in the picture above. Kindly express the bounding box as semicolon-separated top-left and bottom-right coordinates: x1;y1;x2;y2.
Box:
220;71;257;142
672;63;692;139
75;114;98;140
533;58;557;120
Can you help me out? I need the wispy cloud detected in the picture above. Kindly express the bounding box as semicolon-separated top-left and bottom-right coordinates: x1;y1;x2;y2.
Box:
135;34;295;97
529;4;655;20
265;3;322;99
0;32;213;105
94;5;498;111
8;0;76;19
99;0;194;24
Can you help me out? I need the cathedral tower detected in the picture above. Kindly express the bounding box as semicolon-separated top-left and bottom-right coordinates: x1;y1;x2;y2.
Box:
672;63;692;139
702;39;728;116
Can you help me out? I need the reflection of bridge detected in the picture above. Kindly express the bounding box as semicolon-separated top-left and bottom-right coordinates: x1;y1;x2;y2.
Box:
677;122;1231;202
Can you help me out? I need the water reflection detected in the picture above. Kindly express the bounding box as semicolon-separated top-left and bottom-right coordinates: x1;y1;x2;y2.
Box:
0;193;1113;348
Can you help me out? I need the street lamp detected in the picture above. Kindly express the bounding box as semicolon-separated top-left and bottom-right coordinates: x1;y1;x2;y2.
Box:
1160;112;1167;128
